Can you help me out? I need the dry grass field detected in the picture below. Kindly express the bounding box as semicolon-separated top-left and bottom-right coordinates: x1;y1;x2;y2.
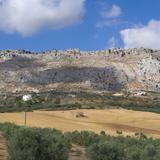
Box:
1;109;160;138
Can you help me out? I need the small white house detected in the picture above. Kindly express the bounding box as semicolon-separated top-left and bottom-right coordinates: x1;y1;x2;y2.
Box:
22;95;32;102
135;92;147;96
68;94;76;98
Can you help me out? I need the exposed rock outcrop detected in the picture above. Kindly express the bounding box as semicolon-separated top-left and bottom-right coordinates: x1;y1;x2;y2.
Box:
0;48;159;93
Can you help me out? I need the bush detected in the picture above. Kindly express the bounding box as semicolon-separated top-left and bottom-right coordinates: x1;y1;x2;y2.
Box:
9;128;69;160
54;98;61;105
125;147;141;160
116;130;123;135
0;123;19;138
64;131;99;146
100;131;106;136
87;141;125;160
142;144;156;159
1;123;160;160
0;123;70;160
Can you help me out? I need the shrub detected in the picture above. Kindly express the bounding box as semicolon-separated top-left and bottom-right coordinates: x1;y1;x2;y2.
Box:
54;98;61;104
8;128;69;160
0;123;70;160
125;147;142;160
116;130;123;135
142;144;156;159
64;131;99;146
87;141;125;160
1;123;160;160
100;131;106;136
0;123;19;138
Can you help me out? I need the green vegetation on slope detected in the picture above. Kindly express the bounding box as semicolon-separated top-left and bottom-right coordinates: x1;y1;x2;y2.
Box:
0;91;159;113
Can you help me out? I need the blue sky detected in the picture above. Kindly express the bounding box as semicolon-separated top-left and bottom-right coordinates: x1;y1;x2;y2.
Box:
0;0;160;51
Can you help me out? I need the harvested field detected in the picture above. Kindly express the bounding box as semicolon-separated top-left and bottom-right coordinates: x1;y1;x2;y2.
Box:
1;109;160;138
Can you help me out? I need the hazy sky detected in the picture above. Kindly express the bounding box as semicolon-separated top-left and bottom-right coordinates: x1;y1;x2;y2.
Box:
0;0;160;51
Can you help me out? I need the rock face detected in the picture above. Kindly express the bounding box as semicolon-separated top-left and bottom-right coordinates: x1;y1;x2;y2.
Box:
0;48;159;93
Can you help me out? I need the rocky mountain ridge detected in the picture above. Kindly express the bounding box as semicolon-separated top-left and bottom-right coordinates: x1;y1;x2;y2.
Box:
0;48;159;93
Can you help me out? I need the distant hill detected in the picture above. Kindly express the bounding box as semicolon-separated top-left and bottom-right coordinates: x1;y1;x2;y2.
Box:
0;48;159;93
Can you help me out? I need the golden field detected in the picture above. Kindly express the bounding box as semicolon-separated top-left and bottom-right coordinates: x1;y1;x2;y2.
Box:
0;109;160;138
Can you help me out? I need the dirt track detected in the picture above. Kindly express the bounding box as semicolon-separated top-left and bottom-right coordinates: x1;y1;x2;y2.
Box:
1;109;160;138
0;134;8;160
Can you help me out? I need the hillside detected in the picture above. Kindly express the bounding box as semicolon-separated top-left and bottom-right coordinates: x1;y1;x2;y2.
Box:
0;48;159;93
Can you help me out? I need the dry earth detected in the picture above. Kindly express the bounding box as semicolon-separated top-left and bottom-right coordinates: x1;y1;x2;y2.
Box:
69;144;88;160
1;109;160;138
0;134;8;160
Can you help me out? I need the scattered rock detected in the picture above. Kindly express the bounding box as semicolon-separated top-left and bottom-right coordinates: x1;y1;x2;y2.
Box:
135;92;147;96
0;48;159;93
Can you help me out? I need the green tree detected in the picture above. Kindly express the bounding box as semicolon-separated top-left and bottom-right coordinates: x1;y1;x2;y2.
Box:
8;128;69;160
141;144;156;160
87;141;124;160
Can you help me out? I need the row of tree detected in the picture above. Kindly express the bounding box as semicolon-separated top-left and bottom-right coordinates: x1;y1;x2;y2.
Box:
0;123;160;160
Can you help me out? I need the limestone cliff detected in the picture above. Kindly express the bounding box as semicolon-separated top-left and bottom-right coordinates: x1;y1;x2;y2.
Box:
0;48;159;93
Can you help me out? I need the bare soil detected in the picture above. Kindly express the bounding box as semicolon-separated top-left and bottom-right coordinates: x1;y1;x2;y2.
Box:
0;134;8;160
69;144;88;160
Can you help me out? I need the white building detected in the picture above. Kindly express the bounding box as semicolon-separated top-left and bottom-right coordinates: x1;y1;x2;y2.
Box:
22;95;32;102
135;92;147;96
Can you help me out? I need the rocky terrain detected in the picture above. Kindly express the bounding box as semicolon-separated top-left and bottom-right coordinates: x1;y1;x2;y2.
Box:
0;48;159;93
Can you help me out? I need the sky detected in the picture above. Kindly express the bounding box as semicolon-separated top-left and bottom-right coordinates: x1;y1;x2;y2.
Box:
0;0;160;52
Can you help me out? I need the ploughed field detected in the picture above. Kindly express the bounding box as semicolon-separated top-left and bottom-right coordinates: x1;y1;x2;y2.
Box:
1;109;160;138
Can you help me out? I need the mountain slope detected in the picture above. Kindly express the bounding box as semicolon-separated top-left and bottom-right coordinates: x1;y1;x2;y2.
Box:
0;48;159;93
